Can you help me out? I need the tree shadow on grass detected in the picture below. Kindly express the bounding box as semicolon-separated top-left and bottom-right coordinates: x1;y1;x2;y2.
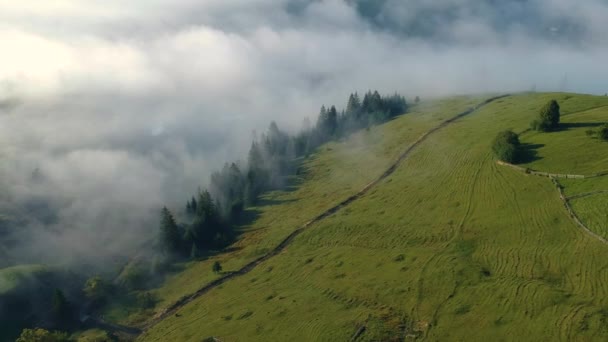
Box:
518;143;544;163
559;122;604;131
255;197;298;207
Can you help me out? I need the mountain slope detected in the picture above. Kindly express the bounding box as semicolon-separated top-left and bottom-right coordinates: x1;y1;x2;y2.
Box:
140;93;608;341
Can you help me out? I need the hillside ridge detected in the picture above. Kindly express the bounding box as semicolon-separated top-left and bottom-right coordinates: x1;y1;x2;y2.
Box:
136;94;510;335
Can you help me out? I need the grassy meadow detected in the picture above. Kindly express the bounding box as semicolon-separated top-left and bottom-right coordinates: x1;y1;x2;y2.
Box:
115;96;483;322
130;93;608;341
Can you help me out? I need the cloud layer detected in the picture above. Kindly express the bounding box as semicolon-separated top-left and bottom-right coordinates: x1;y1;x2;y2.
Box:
1;0;607;268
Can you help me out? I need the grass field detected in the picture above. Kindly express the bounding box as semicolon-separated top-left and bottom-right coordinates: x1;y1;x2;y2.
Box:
132;92;608;341
569;194;608;241
114;96;484;322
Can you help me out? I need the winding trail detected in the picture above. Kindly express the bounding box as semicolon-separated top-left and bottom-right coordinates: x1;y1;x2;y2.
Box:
135;94;511;335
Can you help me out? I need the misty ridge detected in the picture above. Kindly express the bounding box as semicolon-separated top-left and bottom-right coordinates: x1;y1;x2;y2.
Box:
1;0;608;272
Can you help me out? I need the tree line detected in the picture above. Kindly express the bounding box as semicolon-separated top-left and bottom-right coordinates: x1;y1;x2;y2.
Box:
159;90;408;259
10;91;410;341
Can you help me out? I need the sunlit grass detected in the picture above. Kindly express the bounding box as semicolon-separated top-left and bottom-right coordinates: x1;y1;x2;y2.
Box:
139;93;608;341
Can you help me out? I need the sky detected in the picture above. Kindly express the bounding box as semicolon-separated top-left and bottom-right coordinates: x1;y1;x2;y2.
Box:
0;0;607;267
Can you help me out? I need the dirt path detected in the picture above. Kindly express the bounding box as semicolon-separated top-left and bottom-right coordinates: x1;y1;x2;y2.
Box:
87;317;142;336
133;95;510;335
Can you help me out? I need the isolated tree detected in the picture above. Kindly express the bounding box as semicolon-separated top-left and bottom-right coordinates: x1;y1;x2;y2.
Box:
212;261;222;274
415;96;420;103
492;130;522;163
532;100;560;131
159;207;181;255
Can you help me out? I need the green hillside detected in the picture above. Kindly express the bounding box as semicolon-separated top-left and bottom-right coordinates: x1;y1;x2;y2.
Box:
0;264;80;340
134;93;608;341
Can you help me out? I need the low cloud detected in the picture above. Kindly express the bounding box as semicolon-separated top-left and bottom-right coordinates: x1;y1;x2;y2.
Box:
1;0;607;269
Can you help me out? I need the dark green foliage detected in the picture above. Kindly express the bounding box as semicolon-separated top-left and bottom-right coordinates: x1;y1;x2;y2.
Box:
244;141;269;205
530;119;549;132
186;196;197;216
346;92;361;115
584;124;608;141
136;292;156;309
187;190;232;251
598;124;608;141
51;289;72;328
532;100;560;131
159;207;182;255
83;276;110;304
212;261;222;274
16;328;70;342
492;130;522;163
119;264;147;291
210;163;245;217
315;105;339;143
151;256;170;275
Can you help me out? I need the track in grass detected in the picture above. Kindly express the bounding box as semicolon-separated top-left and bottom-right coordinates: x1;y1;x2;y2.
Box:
138;94;511;333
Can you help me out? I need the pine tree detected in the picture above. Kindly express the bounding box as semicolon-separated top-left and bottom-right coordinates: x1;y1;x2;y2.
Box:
346;93;361;116
245;141;268;205
190;196;197;213
159;207;181;255
370;90;383;112
197;190;216;219
51;289;71;327
327;106;338;136
316;105;338;139
545;99;560;128
362;91;371;112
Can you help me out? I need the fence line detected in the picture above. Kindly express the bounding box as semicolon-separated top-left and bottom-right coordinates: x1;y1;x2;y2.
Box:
550;178;608;245
496;160;607;179
567;190;608;201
